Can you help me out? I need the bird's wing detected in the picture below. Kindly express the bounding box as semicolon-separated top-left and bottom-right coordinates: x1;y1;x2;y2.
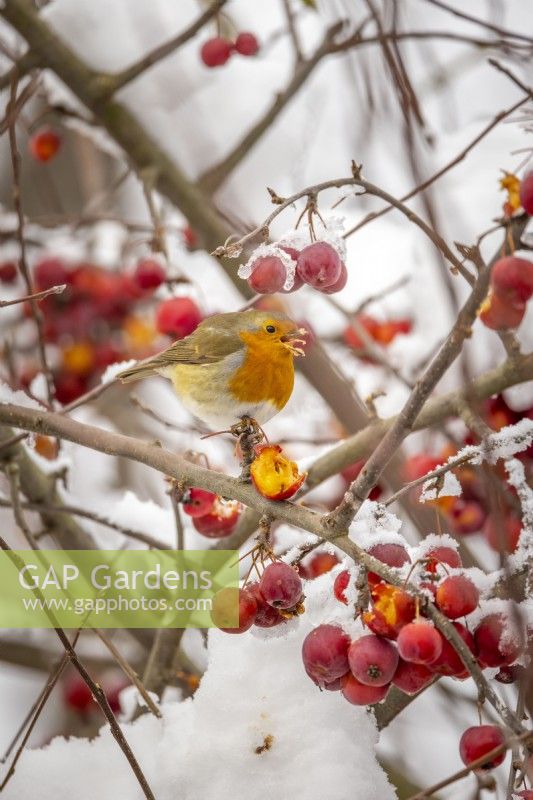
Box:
117;325;242;383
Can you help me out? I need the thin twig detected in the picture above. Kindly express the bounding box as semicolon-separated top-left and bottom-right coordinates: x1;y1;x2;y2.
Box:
92;629;162;718
0;283;66;308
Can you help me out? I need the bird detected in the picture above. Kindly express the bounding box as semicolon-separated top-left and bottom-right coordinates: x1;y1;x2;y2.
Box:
117;310;306;431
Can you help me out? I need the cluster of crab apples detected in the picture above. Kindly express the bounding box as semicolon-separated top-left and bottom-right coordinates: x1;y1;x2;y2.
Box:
0;255;202;407
247;240;347;295
200;31;259;68
211;536;524;774
181;444;305;538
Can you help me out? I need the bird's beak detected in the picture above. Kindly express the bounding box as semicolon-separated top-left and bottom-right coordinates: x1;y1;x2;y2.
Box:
280;327;307;357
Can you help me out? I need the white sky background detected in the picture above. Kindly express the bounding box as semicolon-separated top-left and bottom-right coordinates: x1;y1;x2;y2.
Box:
0;1;532;797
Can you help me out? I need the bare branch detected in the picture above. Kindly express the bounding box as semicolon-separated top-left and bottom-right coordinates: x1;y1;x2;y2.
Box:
0;283;66;308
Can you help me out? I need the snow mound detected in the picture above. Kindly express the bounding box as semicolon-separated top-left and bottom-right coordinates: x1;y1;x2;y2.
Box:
3;617;396;800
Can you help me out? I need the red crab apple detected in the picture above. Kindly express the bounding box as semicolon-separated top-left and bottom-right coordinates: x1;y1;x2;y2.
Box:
29;127;61;162
0;261;17;283
449;499;486;535
192;499;241;538
301;552;340;579
430;622;476;677
397;620;443;665
520;171;533;215
155;297;202;338
247;583;285;628
366;542;411;587
363;583;416;639
296;242;342;289
247;256;286;294
211;587;257;633
234;32;259;56
34;257;69;291
182;488;217;517
348;635;399;686
133;259;165;291
334;569;350;604
474;613;520;667
514;791;533;799
483;515;522;553
340;672;389;705
340;459;383;500
302;624;350;688
320;261;348;294
200;37;232;67
459;725;506;769
479;289;526;330
435;574;479;619
491;255;533;306
259;562;302;609
63;675;93;713
424;544;462;573
392;658;434;695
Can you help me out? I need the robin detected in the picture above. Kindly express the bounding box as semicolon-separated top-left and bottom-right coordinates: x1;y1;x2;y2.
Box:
117;310;306;431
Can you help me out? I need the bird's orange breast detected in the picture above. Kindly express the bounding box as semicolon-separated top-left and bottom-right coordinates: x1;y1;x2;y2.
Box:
228;335;294;410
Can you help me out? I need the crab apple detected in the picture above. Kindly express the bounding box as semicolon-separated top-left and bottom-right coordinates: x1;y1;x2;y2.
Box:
192;499;241;538
280;245;300;261
364;583;416;639
247;256;287;294
250;444;305;501
348;635;399;687
320;261;348;294
340;459;382;500
234;32;259;56
373;318;413;345
29;127;61;162
514;791;533;799
260;562;302;609
367;542;411;587
34;257;69;291
303;552;340;579
182;225;198;249
247;583;285;628
102;673;130;713
211;587;257;633
155;297;202;338
494;664;522;684
133;259;165;291
340;672;389;705
459;725;505;769
483;395;520;431
296;242;342;289
450;499;486;535
491;255;533;306
392;658;434;695
474;613;520;668
435;574;479;619
302;625;350;688
54;372;88;404
431;622;476;677
302;624;350;688
63;675;93;713
397;620;443;665
424;544;462;574
402;453;442;482
200;37;232;67
182;488;217;517
0;261;17;283
479;289;526;330
322;674;346;691
334;569;350;604
520;171;533;214
483;515;522;553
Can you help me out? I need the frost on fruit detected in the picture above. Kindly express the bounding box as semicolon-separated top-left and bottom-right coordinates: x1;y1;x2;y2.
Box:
238;244;297;290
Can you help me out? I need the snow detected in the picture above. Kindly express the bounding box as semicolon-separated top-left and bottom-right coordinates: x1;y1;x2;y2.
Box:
3;586;396;800
420;470;462;502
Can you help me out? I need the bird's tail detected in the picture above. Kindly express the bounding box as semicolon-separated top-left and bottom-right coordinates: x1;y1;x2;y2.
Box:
116;362;159;384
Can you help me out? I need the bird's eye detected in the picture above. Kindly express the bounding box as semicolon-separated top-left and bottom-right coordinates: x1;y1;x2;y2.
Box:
265;324;276;333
